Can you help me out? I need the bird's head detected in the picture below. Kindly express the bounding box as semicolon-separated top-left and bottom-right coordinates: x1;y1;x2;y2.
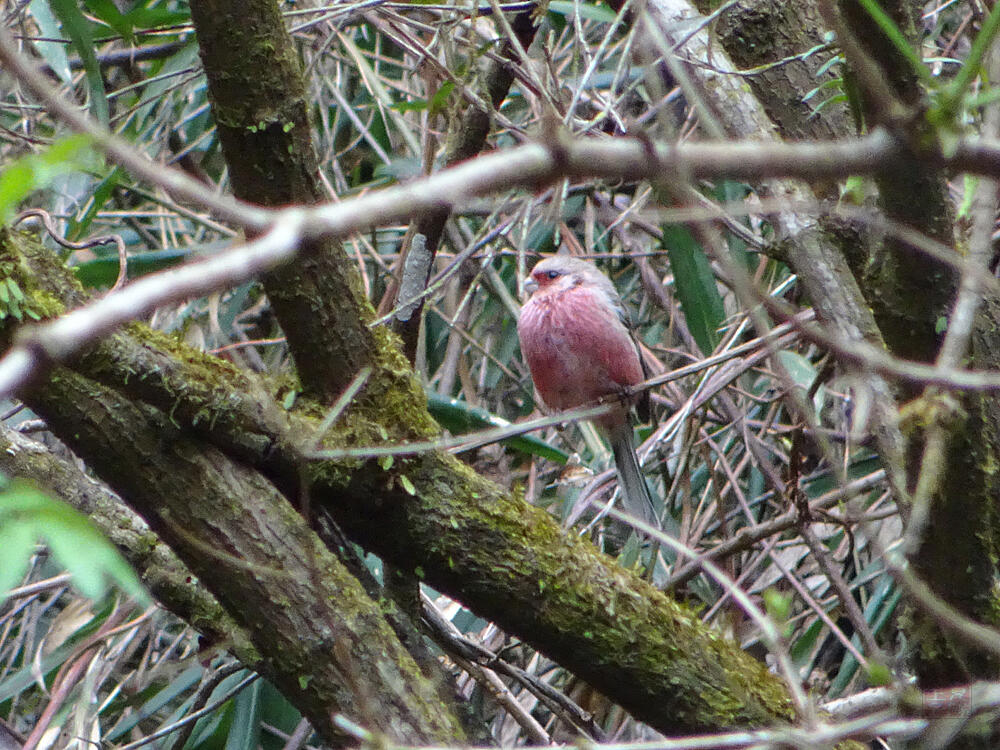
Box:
524;256;607;296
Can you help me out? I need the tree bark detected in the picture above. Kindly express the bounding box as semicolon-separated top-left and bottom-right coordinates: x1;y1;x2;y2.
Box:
4;310;465;745
832;1;1000;701
190;0;380;402
0;424;259;663
714;0;1000;715
1;225;798;736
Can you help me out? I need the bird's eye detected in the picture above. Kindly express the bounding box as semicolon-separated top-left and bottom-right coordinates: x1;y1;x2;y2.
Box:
545;270;560;280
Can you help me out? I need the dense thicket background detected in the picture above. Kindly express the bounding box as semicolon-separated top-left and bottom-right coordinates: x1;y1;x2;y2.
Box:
3;0;1000;748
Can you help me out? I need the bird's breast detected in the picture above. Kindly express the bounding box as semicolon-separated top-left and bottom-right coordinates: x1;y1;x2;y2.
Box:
518;287;643;413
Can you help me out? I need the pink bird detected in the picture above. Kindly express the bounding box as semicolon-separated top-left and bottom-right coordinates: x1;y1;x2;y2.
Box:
517;255;660;529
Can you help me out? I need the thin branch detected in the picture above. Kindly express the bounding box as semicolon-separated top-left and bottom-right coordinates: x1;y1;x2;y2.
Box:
0;25;265;230
0;215;306;399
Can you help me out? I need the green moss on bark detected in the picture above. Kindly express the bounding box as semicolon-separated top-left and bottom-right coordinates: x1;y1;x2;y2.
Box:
2;226;801;737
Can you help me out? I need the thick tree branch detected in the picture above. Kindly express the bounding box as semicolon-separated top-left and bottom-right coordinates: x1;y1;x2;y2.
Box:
188;0;384;401
20;367;464;746
1;235;463;748
0;424;259;662
1;225;795;737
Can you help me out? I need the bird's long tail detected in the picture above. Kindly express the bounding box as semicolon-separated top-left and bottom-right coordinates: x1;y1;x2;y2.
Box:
609;425;661;530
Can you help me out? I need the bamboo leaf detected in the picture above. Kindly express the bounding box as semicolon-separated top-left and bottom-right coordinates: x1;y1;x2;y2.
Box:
427;393;569;464
27;0;73;84
49;0;110;124
663;225;725;356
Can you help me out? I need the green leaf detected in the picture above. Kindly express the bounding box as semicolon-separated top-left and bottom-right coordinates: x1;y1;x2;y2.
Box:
0;163;35;221
813;52;843;79
390;98;429;114
714;180;752;269
399;475;416;495
617;532;641;569
73;247;190;288
28;0;73;84
44;133;102;168
84;0;134;44
182;671;247;748
839;175;869;205
0;521;40;597
68;165;122;241
776;350;824;416
957;176;978;222
790;618;823;667
257;680;303;745
186;700;233;749
428;80;455;117
866;661;892;687
49;0;110;124
6;278;26;303
0;479;150;605
44;511;122;600
122;8;190;30
0;135;100;223
427;393;569;464
663;225;725;355
763;588;792;625
776;350;816;392
225;678;262;750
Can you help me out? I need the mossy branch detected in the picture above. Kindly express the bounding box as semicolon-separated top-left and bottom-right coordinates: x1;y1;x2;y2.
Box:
0;424;260;664
2;228;797;735
189;0;381;402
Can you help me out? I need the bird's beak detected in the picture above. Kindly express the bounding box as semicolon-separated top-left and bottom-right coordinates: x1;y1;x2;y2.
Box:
523;277;538;295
